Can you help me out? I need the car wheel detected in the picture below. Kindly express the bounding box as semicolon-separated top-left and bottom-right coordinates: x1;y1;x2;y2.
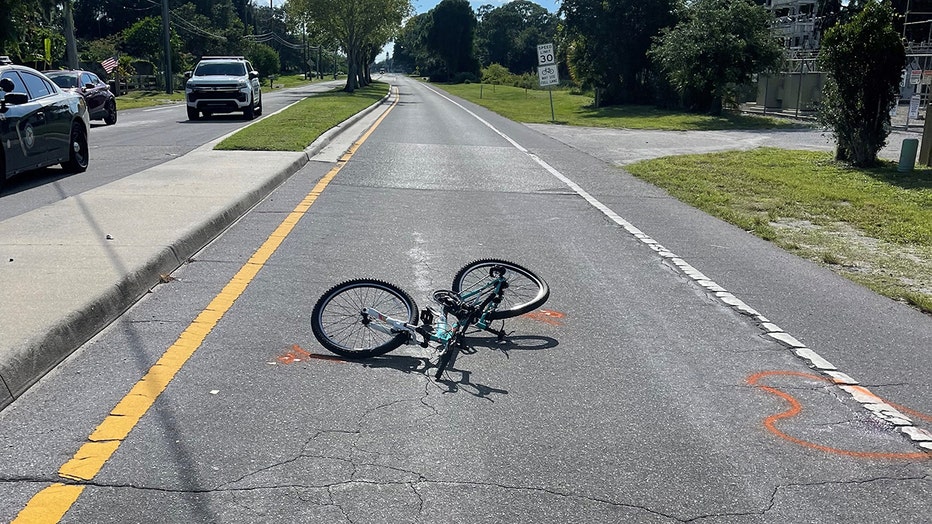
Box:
186;106;199;120
61;123;89;173
0;152;6;192
104;99;117;125
243;102;255;120
255;95;262;116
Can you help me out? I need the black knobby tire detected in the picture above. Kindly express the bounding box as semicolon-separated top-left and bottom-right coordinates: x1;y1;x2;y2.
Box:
243;99;255;120
311;279;418;359
451;259;549;320
61;122;89;173
186;106;199;120
255;95;263;116
104;99;117;125
435;345;459;379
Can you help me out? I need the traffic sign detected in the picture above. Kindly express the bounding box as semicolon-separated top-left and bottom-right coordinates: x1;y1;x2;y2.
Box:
538;65;559;87
537;43;555;66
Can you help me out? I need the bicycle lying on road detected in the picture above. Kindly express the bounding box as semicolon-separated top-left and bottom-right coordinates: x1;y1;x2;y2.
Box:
311;259;550;379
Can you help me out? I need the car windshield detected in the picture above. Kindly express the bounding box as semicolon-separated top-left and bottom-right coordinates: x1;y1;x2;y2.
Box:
194;62;246;76
48;74;79;88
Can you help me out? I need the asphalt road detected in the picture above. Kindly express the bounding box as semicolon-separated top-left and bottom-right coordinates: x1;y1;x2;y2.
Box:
0;75;928;522
0;80;344;221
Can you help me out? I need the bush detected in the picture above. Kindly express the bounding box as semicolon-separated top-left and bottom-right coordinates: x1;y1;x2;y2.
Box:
480;64;538;90
452;71;479;84
247;43;280;78
481;63;511;85
818;1;905;167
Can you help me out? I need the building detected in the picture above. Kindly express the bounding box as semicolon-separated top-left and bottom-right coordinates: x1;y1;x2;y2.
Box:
755;1;822;113
767;0;819;49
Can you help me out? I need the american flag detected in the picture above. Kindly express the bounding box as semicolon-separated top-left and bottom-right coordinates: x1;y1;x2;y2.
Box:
101;56;118;74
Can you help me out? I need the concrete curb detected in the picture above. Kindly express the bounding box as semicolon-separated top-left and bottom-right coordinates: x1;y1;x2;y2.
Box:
0;86;393;410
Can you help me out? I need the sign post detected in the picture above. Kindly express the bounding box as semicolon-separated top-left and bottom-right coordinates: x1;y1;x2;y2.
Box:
537;43;559;121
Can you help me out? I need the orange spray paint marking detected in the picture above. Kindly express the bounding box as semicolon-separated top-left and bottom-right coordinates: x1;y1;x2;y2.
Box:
277;344;344;364
521;309;565;326
747;370;930;460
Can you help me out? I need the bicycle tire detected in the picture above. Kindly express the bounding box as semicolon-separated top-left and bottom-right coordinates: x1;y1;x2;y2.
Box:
311;279;418;359
451;259;549;320
435;345;459;379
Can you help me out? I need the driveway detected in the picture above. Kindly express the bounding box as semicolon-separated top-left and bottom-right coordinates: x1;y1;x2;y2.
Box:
527;124;920;165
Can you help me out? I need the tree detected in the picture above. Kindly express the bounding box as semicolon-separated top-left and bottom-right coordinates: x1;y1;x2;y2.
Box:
426;0;479;81
1;0;60;63
73;0;162;40
247;43;280;78
559;0;678;106
394;13;444;76
475;1;557;74
650;0;782;114
818;0;905;167
290;0;411;92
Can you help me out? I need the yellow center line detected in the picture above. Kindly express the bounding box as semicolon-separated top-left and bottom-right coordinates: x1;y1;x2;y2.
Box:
13;86;400;523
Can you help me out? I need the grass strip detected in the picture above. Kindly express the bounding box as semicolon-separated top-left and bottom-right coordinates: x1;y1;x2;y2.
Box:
215;82;388;151
113;74;324;111
625;148;932;314
436;82;801;131
115;90;186;111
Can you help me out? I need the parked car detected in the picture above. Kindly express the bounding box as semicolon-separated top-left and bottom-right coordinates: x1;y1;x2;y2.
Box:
0;64;90;190
184;56;262;120
44;69;117;125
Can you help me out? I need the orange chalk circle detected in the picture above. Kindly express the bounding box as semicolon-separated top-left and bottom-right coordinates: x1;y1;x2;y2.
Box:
747;370;930;460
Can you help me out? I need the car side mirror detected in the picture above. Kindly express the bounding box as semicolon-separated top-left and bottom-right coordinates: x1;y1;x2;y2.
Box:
249;71;259;80
84;83;96;90
184;71;192;80
3;92;29;105
0;78;14;93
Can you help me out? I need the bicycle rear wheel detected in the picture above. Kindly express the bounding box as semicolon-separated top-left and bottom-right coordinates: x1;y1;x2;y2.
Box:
451;259;549;320
311;279;418;358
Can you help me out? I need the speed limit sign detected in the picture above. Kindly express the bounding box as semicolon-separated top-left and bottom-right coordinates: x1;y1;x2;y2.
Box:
537;43;555;66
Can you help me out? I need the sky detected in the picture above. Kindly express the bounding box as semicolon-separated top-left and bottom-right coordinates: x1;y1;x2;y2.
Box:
266;0;561;58
268;0;559;14
413;0;559;14
380;0;559;60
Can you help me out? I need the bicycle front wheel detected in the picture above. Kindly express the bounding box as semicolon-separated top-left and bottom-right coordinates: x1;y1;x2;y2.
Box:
451;259;549;320
311;279;419;358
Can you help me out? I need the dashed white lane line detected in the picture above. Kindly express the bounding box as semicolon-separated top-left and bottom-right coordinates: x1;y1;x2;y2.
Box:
423;83;932;453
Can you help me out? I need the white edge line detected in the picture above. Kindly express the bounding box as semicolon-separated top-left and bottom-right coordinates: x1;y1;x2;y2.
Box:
421;83;932;453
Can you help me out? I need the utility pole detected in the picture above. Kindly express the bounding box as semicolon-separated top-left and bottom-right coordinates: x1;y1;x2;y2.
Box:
63;1;78;69
162;0;172;94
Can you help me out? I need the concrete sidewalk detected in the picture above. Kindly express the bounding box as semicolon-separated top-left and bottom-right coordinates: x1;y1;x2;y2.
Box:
0;90;393;410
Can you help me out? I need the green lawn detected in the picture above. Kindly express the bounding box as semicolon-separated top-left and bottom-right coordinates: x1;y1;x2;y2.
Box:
626;148;932;313
115;90;185;111
215;82;388;151
436;83;801;131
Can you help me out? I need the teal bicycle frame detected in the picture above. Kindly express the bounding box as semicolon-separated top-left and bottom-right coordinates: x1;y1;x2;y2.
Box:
360;274;509;377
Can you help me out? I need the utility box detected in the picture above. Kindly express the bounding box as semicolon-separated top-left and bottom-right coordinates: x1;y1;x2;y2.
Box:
899;138;919;172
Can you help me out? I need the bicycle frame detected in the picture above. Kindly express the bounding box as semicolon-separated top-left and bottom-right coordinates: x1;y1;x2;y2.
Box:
361;275;508;351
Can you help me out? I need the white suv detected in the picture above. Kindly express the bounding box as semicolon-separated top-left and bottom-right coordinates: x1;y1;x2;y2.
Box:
185;56;262;120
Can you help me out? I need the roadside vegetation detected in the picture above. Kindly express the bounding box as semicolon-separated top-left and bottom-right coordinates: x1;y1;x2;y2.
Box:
625;149;932;314
436;83;800;131
215;82;387;151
